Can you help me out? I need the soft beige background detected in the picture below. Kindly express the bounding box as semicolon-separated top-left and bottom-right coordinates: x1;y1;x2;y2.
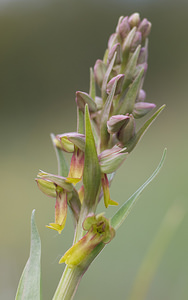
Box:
0;0;187;299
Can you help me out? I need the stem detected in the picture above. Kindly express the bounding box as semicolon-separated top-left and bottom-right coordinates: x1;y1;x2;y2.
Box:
52;204;90;300
52;265;84;300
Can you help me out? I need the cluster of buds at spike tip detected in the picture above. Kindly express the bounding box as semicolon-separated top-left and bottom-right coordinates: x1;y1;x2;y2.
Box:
36;13;165;237
59;213;115;267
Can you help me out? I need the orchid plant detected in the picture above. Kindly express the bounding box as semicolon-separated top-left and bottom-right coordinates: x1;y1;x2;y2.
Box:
15;13;166;300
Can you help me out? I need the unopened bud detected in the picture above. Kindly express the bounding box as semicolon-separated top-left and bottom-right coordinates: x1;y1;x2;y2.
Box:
117;114;136;145
106;74;124;95
99;145;128;174
118;16;130;40
136;89;146;102
133;102;156;118
128;13;141;28
107;43;122;65
138;18;152;39
94;59;107;88
55;132;85;152
76;91;97;113
107;114;129;134
108;33;119;49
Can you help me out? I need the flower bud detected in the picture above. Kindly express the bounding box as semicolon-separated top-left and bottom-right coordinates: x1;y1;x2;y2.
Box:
76;91;97;113
128;13;140;28
107;114;130;134
138;18;152;39
108;32;120;49
136;89;146;102
94;59;107;88
133;102;156;118
118;16;130;40
117;114;136;145
55;132;85;153
107;43;121;65
36;171;73;192
106;74;124;95
99;145;128;174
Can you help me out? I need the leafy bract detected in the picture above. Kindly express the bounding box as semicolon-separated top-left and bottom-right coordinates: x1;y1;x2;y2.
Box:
15;210;41;300
111;149;167;230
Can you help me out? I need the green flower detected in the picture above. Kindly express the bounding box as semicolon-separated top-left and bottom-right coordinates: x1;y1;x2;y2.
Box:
59;213;115;267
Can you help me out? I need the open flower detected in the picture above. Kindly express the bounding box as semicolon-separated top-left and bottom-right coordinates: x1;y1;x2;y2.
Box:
36;171;74;234
59;213;115;267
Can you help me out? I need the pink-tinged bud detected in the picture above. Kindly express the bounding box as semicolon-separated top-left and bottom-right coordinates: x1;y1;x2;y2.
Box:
128;13;141;28
108;32;119;49
94;59;107;88
133;102;156;118
101;173;118;208
138;18;152;39
107;114;130;134
118;16;130;40
68;148;84;185
76;91;97;113
136;89;146;102
107;43;121;65
117;114;136;145
36;171;73;193
106;74;124;95
59;213;115;267
130;31;142;52
115;16;124;33
55;132;85;153
99;145;128;174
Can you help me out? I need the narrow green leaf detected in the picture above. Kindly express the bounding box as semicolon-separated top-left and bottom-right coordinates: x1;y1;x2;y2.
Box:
77;108;84;134
122;45;141;91
126;105;165;153
128;203;185;300
111;149;167;230
83;105;101;209
89;67;96;100
117;67;144;115
100;80;117;151
15;210;41;300
51;133;69;177
101;52;117;102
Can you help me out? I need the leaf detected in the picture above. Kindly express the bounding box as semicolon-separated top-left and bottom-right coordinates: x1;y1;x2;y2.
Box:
15;210;41;300
83;105;101;209
100;79;117;151
51;133;69;177
101;52;117;101
111;149;167;230
117;67;144;115
89;67;96;100
126;104;166;153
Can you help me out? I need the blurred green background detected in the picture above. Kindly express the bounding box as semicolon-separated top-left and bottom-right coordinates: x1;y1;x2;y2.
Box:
0;0;187;299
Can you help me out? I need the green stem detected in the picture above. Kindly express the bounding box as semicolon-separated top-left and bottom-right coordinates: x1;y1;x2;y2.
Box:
52;265;84;300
